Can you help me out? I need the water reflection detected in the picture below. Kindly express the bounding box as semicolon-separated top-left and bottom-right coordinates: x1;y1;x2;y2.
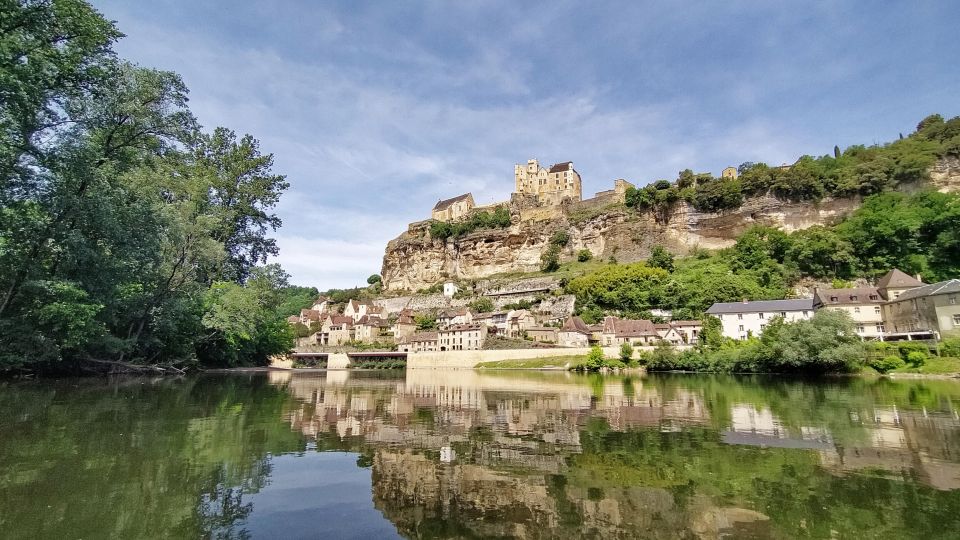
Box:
3;371;960;538
272;370;960;538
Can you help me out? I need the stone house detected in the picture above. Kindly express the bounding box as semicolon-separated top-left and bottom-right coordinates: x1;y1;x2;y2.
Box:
654;324;685;345
486;311;510;335
438;308;473;328
706;299;814;341
507;309;537;338
438;323;487;351
525;326;558;344
318;315;354;346
876;268;925;301
391;310;417;340
600;317;660;346
813;286;887;339
310;296;331;314
298;308;322;327
513;159;582;205
398;331;439;353
431;193;475;222
882;279;960;339
721;166;738;179
670;320;702;344
343;299;371;322
558;316;591;347
354;315;388;343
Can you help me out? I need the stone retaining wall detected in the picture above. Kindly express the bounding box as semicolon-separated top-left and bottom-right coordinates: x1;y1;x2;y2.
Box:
407;345;692;369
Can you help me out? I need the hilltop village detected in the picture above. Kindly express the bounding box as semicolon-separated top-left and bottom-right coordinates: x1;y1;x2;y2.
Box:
288;128;960;369
289;266;959;357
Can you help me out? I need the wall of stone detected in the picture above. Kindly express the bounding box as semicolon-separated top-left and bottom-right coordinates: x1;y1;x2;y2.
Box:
407;345;692;369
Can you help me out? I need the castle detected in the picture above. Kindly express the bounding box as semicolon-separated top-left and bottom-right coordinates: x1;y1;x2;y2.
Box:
430;159;582;222
513;159;582;205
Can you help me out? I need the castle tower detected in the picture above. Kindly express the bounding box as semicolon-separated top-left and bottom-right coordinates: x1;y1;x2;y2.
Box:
512;158;581;204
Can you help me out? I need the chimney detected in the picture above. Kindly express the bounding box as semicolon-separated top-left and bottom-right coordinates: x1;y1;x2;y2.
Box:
916;274;922;282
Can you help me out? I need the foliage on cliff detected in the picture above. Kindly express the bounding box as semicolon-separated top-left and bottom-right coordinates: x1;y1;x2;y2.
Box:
568;188;960;322
626;113;960;214
429;206;511;240
0;1;292;372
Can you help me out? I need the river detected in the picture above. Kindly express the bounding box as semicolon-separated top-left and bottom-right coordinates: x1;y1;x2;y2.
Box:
2;370;960;539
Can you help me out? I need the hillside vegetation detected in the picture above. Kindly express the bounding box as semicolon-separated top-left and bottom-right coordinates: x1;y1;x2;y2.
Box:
625;114;960;214
565;186;959;323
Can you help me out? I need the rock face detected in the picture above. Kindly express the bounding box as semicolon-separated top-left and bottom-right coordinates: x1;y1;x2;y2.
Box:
381;159;960;292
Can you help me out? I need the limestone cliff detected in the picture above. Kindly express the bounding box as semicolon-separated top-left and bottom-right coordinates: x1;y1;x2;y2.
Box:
381;159;960;292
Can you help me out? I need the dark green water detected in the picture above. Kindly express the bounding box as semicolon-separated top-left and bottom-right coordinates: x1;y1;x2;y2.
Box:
3;370;960;539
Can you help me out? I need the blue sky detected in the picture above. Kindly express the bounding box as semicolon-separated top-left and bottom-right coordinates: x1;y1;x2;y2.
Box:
91;1;959;289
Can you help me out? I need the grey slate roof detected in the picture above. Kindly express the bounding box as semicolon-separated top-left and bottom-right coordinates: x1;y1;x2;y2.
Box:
433;193;472;211
890;279;960;302
705;298;813;315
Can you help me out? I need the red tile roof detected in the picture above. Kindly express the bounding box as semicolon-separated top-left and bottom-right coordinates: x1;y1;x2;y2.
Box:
602;317;657;337
548;161;573;173
561;316;591;335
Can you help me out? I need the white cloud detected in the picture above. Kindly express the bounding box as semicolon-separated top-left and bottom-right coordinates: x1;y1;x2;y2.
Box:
94;0;959;290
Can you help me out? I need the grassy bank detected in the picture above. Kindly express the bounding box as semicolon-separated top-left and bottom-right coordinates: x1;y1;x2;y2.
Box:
476;356;586;369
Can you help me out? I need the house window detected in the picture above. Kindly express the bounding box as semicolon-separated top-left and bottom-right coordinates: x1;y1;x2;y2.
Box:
802;311;809;316
854;307;860;314
954;314;960;327
875;306;881;315
738;325;744;332
760;324;766;331
856;325;864;333
951;296;957;305
869;294;879;300
758;313;765;319
877;324;885;333
851;295;858;301
830;296;838;302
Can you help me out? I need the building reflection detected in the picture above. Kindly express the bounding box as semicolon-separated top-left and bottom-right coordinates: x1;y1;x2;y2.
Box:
266;370;960;538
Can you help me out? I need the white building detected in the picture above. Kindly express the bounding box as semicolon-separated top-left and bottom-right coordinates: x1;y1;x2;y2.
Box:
706;298;814;340
443;282;459;298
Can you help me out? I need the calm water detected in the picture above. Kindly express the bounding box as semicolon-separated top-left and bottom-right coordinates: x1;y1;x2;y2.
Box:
3;371;960;539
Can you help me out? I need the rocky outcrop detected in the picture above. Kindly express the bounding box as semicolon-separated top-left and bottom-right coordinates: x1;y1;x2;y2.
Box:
381;158;960;291
930;155;960;192
380;197;860;291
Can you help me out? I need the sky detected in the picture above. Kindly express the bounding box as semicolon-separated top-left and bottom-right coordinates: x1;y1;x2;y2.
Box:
91;0;960;290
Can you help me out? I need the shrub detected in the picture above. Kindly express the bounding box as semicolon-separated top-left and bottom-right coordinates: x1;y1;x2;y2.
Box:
470;297;494;313
540;245;561;272
619;342;634;364
577;249;593;262
584;345;606;371
906;351;928;367
942;337;960;358
870;355;905;374
896;341;929;360
550;230;570;247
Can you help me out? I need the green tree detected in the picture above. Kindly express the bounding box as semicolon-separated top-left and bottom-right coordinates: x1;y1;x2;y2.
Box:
469;297;494;313
619;342;634;364
647;245;675;272
367;274;381;285
541;245;561;272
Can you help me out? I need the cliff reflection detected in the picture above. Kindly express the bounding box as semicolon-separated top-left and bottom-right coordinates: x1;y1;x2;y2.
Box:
271;370;960;539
